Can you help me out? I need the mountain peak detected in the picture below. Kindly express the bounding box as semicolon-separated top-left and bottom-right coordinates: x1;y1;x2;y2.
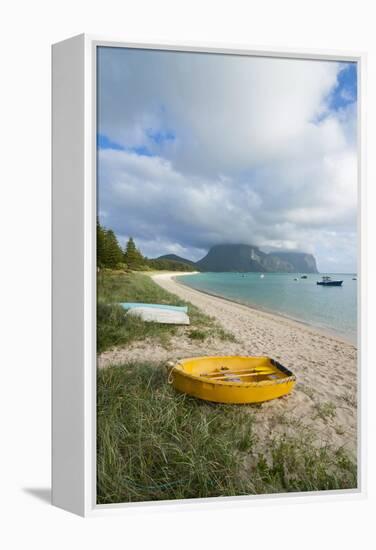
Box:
155;244;318;273
196;244;318;273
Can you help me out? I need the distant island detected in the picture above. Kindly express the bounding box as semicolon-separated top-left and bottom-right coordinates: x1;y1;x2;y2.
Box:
97;221;318;273
157;244;318;273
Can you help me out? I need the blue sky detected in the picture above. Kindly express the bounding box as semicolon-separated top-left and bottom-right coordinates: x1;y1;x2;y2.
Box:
329;63;357;111
97;48;357;272
97;134;155;156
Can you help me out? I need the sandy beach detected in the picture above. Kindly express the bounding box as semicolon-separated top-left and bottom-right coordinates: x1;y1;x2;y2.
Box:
98;271;357;458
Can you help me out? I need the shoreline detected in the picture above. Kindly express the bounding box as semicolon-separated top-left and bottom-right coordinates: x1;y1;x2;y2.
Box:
99;270;357;459
149;271;357;458
156;271;356;348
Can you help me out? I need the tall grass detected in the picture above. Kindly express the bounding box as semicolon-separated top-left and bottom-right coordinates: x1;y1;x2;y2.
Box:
97;270;235;352
254;435;357;494
97;362;357;504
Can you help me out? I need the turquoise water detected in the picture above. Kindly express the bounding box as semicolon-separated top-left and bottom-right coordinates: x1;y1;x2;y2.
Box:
179;272;357;345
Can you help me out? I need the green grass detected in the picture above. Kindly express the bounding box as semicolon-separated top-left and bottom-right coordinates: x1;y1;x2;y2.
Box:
314;401;337;422
97;270;235;352
254;435;356;494
188;329;207;341
97;362;357;504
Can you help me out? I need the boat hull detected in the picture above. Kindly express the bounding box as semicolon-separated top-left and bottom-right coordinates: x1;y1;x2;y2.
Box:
120;302;188;312
168;356;296;404
127;307;190;325
316;281;343;286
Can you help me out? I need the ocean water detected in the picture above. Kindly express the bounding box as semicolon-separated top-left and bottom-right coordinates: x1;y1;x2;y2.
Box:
179;272;358;345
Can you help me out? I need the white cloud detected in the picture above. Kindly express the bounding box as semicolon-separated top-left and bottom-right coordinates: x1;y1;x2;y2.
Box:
97;48;357;271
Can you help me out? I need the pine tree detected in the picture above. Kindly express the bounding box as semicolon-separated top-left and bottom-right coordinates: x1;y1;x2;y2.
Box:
124;237;144;269
105;230;124;268
97;219;107;267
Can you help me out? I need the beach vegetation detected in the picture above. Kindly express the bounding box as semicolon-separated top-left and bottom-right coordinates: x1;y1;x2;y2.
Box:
97;302;176;353
188;329;207;341
254;435;356;494
314;401;337;422
297;383;315;400
145;258;197;272
334;425;346;436
97;362;357;504
97;270;235;352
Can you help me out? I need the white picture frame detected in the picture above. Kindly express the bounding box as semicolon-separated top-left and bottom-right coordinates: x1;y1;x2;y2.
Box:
52;34;366;517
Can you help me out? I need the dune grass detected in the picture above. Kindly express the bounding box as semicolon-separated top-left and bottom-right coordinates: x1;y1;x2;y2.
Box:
97;270;235;352
97;362;357;504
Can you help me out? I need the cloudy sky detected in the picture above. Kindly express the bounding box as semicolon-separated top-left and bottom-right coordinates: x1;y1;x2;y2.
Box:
97;47;357;272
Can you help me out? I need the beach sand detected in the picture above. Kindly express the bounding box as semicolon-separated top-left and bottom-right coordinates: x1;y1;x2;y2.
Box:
98;272;358;458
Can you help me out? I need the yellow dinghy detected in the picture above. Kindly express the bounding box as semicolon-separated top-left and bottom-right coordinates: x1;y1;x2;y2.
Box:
167;356;296;404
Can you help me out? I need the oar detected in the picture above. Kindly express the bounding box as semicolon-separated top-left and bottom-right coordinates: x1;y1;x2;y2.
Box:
201;365;272;374
201;370;275;380
201;367;274;376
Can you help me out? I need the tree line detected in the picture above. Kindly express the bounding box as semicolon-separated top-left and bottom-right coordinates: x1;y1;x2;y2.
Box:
97;220;195;272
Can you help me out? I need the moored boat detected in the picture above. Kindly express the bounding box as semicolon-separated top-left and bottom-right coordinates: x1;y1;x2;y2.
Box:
166;356;296;404
316;276;343;286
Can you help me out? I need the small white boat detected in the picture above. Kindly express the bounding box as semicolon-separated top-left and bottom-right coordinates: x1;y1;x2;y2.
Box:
127;306;190;325
119;302;188;313
260;274;265;278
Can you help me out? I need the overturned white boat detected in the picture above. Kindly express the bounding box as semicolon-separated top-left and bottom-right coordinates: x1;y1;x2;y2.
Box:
126;306;190;325
119;302;188;313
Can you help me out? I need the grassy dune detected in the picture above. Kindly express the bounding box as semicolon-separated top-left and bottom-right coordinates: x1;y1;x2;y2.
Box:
96;269;357;504
97;270;235;352
97;362;357;503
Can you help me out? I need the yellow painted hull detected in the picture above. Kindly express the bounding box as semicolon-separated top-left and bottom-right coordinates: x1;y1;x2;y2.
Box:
168;356;296;404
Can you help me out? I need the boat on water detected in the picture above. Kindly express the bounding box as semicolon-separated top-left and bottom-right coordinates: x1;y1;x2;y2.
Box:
166;356;296;404
260;274;265;278
301;275;308;279
316;276;343;287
